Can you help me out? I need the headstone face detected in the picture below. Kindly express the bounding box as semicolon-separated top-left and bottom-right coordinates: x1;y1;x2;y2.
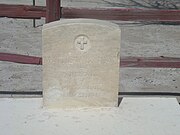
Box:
42;19;120;108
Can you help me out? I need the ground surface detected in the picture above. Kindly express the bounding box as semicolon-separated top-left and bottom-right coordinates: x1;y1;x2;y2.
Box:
1;98;180;135
0;0;180;97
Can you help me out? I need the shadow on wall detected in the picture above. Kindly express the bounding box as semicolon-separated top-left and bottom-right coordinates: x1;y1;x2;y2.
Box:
102;0;180;9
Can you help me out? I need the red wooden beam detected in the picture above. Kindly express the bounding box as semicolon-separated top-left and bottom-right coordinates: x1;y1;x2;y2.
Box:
1;53;180;68
46;0;61;23
1;3;180;22
0;53;42;65
0;3;180;22
120;56;180;68
0;4;46;19
61;7;180;22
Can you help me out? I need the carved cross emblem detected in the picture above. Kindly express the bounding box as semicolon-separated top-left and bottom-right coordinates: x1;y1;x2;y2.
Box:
75;35;90;51
76;36;87;50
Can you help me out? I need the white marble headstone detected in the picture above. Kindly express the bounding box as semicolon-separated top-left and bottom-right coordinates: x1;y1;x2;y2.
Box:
42;19;120;108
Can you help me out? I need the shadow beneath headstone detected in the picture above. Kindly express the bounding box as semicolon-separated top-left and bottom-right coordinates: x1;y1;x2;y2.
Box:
118;97;123;107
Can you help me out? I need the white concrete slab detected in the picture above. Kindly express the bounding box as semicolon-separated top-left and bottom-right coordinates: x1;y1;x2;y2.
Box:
0;98;180;135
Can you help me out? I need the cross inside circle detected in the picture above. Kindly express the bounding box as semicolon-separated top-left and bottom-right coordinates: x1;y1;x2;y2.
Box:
76;36;88;50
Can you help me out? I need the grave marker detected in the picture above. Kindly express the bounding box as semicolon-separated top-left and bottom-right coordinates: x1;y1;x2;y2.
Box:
42;19;120;108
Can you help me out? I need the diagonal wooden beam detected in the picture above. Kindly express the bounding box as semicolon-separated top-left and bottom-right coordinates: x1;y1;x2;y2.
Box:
1;53;180;68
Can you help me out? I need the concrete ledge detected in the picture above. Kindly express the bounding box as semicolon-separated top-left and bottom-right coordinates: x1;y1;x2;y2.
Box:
0;97;180;135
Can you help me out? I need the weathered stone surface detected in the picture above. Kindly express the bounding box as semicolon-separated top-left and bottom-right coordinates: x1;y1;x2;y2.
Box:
42;19;120;108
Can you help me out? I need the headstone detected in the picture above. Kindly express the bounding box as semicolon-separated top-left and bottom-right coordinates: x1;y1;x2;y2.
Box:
42;19;120;108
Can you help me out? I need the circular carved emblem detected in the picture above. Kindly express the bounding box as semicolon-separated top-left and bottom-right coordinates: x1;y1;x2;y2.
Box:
74;35;90;51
